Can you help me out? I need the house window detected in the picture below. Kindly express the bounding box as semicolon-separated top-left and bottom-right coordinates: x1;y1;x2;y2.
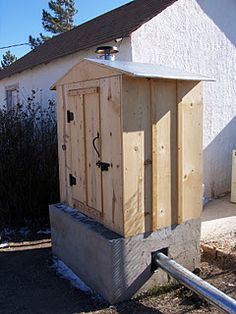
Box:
5;84;19;110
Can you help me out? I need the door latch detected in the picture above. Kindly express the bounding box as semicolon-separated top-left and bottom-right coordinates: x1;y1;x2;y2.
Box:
96;161;110;171
92;132;110;171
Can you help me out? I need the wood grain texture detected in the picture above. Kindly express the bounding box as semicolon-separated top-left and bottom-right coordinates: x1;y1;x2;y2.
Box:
84;92;102;212
122;76;152;237
231;150;236;203
53;60;119;88
63;86;73;206
68;87;99;96
177;81;203;223
100;76;124;234
56;86;67;203
151;79;178;230
69;93;87;205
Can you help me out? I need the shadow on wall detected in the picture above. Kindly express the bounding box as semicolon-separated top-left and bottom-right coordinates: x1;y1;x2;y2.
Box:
196;0;236;47
203;116;236;199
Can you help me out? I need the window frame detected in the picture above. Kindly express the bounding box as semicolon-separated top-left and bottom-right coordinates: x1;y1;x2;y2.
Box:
5;84;19;110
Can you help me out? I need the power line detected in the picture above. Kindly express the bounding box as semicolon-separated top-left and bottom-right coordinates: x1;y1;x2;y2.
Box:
0;43;29;50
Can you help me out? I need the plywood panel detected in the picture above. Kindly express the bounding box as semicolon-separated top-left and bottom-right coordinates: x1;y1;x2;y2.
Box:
100;76;123;235
122;76;152;237
151;79;178;230
177;81;203;223
84;92;102;212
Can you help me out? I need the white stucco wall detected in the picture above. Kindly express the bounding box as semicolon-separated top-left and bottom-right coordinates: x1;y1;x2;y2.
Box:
131;0;236;199
0;37;132;108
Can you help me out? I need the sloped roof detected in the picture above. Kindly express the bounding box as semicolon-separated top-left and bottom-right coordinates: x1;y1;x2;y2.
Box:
51;59;213;89
0;0;177;81
86;59;214;81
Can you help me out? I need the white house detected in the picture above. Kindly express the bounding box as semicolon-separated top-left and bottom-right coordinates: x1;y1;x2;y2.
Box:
0;0;235;202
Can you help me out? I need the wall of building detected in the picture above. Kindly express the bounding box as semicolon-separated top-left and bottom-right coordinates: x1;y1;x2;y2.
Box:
131;0;236;199
0;37;132;109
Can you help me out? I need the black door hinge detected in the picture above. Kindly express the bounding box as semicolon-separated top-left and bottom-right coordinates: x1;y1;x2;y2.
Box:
69;174;76;186
67;110;74;123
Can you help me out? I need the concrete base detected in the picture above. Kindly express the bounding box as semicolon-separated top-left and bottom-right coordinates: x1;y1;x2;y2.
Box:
49;204;201;304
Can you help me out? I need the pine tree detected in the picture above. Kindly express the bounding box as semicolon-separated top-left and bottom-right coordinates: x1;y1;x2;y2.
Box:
29;0;77;49
42;0;77;34
28;34;50;50
0;50;17;70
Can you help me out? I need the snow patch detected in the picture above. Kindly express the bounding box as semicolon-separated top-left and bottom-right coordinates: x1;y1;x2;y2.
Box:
0;241;9;248
37;229;51;235
52;257;93;293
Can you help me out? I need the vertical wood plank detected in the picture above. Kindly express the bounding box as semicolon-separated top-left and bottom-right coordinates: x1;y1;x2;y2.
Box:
69;94;86;204
56;86;67;203
151;79;177;230
122;76;152;237
231;150;236;203
64;85;73;206
100;76;123;235
177;81;203;223
84;92;102;212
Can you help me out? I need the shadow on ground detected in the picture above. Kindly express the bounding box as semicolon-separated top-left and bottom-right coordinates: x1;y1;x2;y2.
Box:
0;245;162;314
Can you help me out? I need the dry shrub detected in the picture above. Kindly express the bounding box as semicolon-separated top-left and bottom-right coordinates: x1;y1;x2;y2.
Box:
0;93;59;228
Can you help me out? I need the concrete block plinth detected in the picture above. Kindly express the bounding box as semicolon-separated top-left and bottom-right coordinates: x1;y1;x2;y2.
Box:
49;204;201;304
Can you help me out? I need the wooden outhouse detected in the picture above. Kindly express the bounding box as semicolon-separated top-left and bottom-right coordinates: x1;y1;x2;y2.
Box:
52;58;210;238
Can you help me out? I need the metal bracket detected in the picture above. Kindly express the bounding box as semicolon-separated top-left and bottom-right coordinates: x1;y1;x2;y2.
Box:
69;174;76;186
96;161;110;171
67;110;74;123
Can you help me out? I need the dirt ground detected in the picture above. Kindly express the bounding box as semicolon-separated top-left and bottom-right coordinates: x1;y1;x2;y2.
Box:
0;236;236;314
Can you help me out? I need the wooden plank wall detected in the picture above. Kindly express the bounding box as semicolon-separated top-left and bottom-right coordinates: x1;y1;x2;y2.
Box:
56;86;67;203
57;74;203;237
122;76;152;237
177;81;203;223
151;79;178;230
122;77;202;236
100;76;123;235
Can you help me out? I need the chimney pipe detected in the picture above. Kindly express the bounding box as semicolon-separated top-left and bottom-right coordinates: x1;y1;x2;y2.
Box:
95;46;119;61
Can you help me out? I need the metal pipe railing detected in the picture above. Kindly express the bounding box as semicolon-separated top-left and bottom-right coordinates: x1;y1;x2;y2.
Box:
153;252;236;314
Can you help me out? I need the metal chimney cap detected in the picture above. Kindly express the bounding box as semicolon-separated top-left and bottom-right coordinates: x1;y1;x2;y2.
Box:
95;46;119;55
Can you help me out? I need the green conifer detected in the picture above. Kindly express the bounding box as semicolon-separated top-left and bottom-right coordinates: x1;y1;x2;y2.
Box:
0;50;17;69
29;0;77;49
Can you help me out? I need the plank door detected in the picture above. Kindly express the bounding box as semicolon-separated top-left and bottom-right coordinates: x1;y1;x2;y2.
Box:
65;85;102;214
83;90;102;213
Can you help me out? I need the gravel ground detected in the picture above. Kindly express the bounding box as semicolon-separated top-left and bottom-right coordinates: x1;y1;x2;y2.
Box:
0;237;236;314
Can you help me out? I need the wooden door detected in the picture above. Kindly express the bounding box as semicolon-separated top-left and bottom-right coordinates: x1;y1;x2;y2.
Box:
83;91;102;212
65;85;102;214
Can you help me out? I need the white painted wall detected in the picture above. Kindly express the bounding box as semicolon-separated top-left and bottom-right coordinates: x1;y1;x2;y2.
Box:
131;0;236;199
0;37;132;108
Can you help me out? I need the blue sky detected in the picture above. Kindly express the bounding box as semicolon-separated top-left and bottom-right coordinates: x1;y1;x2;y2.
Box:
0;0;131;59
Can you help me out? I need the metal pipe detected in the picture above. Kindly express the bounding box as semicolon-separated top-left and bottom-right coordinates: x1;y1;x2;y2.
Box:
153;252;236;314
